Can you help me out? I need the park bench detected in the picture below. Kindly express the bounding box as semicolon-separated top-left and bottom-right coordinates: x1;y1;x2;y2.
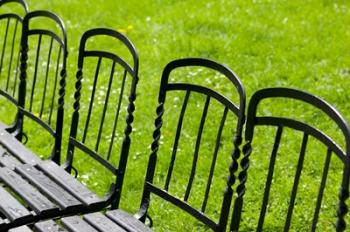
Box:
1;1;350;232
8;87;350;232
7;57;246;232
0;6;139;231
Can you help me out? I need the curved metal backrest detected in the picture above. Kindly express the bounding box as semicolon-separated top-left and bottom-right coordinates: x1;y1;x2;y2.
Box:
0;0;28;12
17;10;67;163
0;0;28;111
231;87;350;232
65;28;138;208
139;58;245;231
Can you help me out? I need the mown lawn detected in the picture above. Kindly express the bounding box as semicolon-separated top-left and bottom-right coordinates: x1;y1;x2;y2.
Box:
1;0;350;231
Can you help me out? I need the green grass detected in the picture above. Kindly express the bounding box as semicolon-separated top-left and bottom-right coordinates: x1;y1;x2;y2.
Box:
1;0;350;231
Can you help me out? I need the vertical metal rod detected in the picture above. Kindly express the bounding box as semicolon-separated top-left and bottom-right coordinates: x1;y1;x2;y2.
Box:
29;35;42;112
106;69;127;161
12;47;21;97
311;148;332;231
164;90;191;190
82;56;102;143
284;133;308;232
184;95;210;201
40;37;54;118
201;106;228;212
6;20;18;92
48;46;61;125
95;61;116;152
0;18;10;78
257;126;283;231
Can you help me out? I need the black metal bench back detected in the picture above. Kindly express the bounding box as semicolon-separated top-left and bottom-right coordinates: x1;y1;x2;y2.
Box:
139;58;245;231
66;28;138;208
0;0;28;110
231;88;350;232
17;10;67;163
0;0;28;9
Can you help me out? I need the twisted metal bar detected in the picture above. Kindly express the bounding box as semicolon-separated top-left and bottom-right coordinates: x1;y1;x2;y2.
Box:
227;135;242;192
336;186;349;231
138;102;164;221
58;69;66;112
18;45;28;106
51;68;66;164
237;140;252;198
218;135;242;231
15;43;28;140
122;93;136;145
65;68;83;172
230;140;252;232
151;103;164;155
112;91;137;209
73;69;82;113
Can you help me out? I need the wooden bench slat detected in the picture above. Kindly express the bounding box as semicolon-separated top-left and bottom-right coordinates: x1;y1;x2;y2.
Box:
34;220;68;232
83;212;126;232
0;167;58;215
106;209;153;232
9;225;33;232
0;131;41;165
61;215;99;232
0;186;33;222
0;146;22;169
16;164;83;210
0;146;6;155
37;161;102;206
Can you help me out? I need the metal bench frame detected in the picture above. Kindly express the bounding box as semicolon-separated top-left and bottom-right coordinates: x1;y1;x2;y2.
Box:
15;10;68;164
231;88;350;232
63;27;139;209
0;0;28;131
135;58;245;231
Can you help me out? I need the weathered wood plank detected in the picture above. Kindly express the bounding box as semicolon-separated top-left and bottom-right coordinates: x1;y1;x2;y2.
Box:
0;131;41;165
34;220;68;232
0;146;5;155
16;164;82;210
37;161;102;206
83;212;126;232
9;225;34;232
61;215;98;232
106;209;153;232
0;145;22;169
0;186;33;222
0;167;58;216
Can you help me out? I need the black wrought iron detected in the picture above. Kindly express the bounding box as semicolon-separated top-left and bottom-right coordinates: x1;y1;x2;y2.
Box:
230;88;350;232
0;0;28;129
0;0;28;10
64;28;139;209
15;10;67;164
136;58;245;231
